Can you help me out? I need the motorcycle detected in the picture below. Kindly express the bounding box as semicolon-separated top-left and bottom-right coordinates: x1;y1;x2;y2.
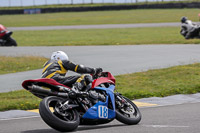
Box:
22;72;141;132
0;24;17;46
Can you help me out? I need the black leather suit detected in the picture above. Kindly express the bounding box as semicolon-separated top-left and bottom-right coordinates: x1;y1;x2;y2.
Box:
41;59;95;87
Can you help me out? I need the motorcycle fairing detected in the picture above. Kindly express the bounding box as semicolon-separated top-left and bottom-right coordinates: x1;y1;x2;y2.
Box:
0;24;12;39
91;72;115;88
82;85;116;119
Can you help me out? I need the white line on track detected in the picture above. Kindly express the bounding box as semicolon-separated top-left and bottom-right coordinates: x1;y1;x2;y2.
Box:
0;115;39;121
143;125;190;128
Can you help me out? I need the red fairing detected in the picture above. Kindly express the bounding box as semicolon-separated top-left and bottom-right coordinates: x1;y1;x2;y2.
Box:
91;72;115;88
22;78;69;90
0;24;8;39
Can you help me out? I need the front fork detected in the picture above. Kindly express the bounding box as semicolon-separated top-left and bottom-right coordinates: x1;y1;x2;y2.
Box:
115;93;131;112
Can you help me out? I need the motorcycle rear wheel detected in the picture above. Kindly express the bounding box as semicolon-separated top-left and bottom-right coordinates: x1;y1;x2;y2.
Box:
39;96;80;132
115;94;141;125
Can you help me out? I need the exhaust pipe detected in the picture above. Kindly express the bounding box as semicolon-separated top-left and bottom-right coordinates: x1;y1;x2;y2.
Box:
28;85;69;98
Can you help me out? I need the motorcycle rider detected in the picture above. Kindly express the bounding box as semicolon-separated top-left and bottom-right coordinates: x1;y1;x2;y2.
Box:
180;16;200;39
41;51;102;93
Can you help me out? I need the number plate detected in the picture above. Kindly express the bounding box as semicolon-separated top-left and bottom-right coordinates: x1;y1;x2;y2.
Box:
98;106;108;118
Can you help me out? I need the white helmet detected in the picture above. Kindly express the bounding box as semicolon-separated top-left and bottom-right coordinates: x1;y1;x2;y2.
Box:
51;51;69;61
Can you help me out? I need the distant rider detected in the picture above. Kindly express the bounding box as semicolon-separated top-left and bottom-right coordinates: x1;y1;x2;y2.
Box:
180;16;200;39
41;51;102;92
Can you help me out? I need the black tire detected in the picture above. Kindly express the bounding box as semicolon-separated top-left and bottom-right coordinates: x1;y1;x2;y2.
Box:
39;96;80;132
115;95;141;125
5;37;17;46
0;42;3;46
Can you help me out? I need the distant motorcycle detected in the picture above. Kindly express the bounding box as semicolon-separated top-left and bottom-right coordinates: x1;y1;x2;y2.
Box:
180;16;200;39
0;24;17;46
22;72;141;132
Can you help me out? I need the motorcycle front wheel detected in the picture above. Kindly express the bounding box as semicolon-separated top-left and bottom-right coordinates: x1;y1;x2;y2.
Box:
115;94;141;125
5;37;17;46
39;96;80;132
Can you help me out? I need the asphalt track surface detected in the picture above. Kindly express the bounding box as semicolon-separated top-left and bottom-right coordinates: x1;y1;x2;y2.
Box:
1;102;200;133
1;44;200;92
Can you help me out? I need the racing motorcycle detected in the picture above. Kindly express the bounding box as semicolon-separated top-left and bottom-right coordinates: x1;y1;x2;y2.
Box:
22;72;141;132
0;24;17;46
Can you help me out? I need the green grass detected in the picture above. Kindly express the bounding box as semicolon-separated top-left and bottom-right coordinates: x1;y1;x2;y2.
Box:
13;27;200;46
0;90;41;111
1;8;200;27
0;56;48;74
116;63;200;99
0;3;159;10
0;3;119;10
1;63;200;111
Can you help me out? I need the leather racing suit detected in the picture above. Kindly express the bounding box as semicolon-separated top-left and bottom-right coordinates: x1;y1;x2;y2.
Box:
41;59;96;88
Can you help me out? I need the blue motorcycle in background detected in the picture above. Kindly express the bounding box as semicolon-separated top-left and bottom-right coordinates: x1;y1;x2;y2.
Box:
22;72;141;132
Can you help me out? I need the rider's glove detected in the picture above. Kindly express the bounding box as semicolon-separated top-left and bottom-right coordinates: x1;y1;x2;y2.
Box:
95;68;103;75
93;68;103;79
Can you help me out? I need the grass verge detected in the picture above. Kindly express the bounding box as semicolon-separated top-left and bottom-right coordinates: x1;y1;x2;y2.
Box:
0;90;41;111
0;56;47;75
13;27;200;46
1;63;200;111
116;63;200;99
0;8;200;27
